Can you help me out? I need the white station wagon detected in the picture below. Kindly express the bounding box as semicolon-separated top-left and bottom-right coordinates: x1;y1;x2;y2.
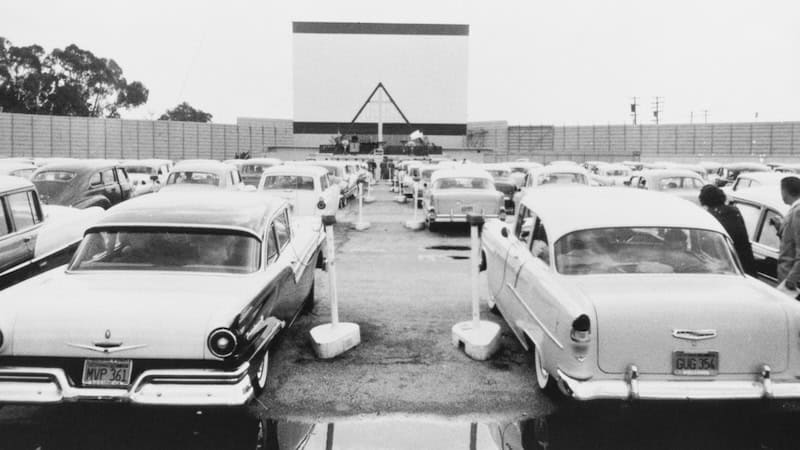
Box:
0;191;325;406
482;187;800;400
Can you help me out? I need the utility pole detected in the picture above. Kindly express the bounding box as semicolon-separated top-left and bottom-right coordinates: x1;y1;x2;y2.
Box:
651;97;663;125
630;97;639;125
690;111;694;124
703;110;709;124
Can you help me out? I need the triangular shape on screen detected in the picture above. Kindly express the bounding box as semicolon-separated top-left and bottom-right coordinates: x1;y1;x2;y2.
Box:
349;82;411;126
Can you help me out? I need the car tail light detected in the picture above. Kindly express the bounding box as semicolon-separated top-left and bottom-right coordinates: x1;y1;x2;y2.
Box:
208;328;237;358
499;209;507;221
570;314;591;343
0;329;4;349
317;199;327;210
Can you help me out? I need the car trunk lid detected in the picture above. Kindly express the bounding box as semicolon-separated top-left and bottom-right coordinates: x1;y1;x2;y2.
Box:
570;275;789;374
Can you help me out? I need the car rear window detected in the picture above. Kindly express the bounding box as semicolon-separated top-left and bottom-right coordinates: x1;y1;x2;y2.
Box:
33;171;76;182
261;175;315;190
433;177;493;190
166;171;220;186
70;228;260;274
123;166;154;175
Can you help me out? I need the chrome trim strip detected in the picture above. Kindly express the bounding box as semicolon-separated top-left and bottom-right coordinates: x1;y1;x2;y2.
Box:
65;343;148;353
506;283;564;350
84;223;262;242
672;329;717;341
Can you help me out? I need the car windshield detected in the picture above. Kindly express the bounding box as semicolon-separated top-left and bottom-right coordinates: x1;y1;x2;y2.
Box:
70;228;260;273
123;166;154;175
538;173;587;185
421;169;437;180
602;169;629;177
433;177;493;190
166;171;220;186
261;175;315;190
554;227;738;275
32;170;76;182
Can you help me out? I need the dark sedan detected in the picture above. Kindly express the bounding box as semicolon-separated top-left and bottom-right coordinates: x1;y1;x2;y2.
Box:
32;160;133;209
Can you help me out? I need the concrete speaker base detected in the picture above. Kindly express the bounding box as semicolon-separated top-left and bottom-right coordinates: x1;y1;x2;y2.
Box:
353;221;371;231
394;195;407;203
363;196;376;204
404;219;425;231
451;320;501;361
310;323;361;359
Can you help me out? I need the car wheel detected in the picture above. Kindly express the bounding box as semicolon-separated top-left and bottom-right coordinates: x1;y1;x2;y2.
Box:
534;345;558;396
249;350;269;397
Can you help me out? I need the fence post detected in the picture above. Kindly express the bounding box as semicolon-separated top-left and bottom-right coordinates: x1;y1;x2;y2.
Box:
674;126;678;154
103;119;107;159
152;121;156;158
261;126;265;153
86;116;90;158
120;119;123;158
769;123;774;155
9;114;14;157
30;115;35;157
639;125;643;156
692;124;696;155
749;123;753;155
50;115;54;157
792;122;796;153
182;123;186;160
656;124;660;155
136;121;140;159
577;126;581;153
623;125;627;153
710;124;715;155
592;125;596;154
68;117;72;157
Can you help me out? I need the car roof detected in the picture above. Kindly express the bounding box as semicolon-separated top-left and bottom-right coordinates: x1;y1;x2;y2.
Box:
728;186;788;214
262;164;327;176
723;162;770;170
736;171;785;183
0;175;34;192
639;169;704;179
171;159;233;173
225;158;282;167
532;165;589;175
33;159;117;173
521;187;726;242
430;167;493;181
93;191;285;238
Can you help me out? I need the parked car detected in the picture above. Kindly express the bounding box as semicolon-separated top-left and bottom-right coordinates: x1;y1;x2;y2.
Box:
0;176;104;290
482;163;518;214
512;165;590;206
0;161;37;179
121;159;172;196
297;161;357;205
728;171;786;193
482;187;800;400
714;162;771;187
224;158;283;187
728;186;788;285
774;163;800;175
423;167;505;231
0;190;325;406
161;160;245;192
593;163;631;186
32;160;133;209
506;161;544;188
258;165;340;217
625;169;706;204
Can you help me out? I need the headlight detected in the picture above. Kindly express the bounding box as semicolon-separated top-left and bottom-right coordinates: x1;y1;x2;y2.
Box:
207;328;237;358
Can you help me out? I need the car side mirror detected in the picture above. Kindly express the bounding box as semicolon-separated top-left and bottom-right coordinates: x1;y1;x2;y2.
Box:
501;227;509;238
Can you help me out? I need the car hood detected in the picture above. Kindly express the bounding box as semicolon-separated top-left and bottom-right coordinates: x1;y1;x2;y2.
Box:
568;274;790;374
0;271;266;359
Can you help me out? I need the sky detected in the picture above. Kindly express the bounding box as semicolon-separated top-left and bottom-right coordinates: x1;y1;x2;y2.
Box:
1;0;798;125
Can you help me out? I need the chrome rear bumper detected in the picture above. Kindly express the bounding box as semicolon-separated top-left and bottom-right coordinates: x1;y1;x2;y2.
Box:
0;363;253;406
557;365;800;401
429;211;502;223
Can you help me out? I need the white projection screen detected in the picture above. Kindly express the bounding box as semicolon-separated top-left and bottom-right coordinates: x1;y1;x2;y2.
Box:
292;22;468;138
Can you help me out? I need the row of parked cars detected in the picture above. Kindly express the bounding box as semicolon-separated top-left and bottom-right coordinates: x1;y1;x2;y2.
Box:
0;153;383;407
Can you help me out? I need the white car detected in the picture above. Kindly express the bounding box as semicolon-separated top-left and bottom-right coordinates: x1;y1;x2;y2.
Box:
120;159;172;196
482;187;800;400
258;165;340;217
423;167;505;231
0;191;325;406
512;165;590;206
161;160;246;192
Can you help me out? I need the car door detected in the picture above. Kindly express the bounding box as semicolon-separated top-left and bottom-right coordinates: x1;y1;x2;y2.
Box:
100;168;121;205
492;206;534;327
0;190;43;273
115;167;132;200
751;208;782;285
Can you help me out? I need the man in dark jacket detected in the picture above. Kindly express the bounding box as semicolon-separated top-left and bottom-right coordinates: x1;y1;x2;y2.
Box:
698;185;757;276
777;176;800;292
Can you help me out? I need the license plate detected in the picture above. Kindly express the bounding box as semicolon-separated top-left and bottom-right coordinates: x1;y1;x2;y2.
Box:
461;206;473;213
82;359;132;386
672;351;718;376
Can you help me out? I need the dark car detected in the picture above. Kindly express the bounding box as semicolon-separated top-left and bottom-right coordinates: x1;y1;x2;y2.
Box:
32;160;133;209
482;163;518;214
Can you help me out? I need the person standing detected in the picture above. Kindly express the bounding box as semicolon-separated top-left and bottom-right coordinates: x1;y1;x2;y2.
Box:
698;185;757;276
777;176;800;294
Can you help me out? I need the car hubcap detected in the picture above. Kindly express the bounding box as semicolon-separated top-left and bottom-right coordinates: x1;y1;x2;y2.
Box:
535;347;549;389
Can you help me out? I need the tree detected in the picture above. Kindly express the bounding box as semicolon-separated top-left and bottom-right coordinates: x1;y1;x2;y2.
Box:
0;37;148;117
159;102;212;122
